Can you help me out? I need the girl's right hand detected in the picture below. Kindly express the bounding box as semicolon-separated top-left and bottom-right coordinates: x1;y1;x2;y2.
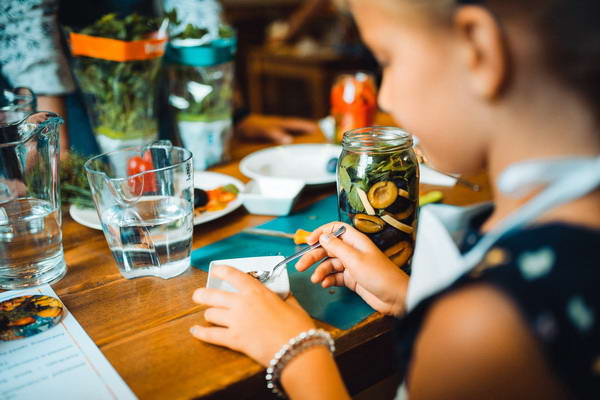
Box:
295;222;409;317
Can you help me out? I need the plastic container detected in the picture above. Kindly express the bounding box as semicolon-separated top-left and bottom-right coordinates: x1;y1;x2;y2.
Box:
164;0;236;170
165;38;236;170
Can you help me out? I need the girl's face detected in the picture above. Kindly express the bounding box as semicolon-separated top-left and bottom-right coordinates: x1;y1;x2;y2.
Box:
351;0;490;174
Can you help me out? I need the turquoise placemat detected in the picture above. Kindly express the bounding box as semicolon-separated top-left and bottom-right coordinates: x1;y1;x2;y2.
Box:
191;195;375;330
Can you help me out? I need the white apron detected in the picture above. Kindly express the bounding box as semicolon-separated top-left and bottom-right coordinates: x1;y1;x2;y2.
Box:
397;156;600;399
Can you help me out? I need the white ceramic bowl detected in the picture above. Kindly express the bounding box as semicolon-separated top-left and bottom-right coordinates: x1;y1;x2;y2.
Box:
207;256;290;299
240;178;304;216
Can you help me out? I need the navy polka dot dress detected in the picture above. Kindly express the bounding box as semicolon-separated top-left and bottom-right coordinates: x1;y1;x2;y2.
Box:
397;223;600;399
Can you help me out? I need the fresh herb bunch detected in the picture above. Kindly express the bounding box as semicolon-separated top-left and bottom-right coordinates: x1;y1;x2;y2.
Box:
169;65;234;121
165;9;234;40
69;13;163;140
79;13;160;40
338;152;417;213
165;9;234;121
60;152;109;209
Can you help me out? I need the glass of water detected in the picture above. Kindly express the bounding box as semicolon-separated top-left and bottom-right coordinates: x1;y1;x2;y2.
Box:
85;141;194;279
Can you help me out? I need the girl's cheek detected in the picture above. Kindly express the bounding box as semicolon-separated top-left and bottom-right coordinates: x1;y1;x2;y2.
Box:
377;71;394;115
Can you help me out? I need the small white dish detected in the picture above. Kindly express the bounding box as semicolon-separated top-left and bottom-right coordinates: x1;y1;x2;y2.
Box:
239;143;342;186
241;177;304;216
207;256;290;299
69;171;245;230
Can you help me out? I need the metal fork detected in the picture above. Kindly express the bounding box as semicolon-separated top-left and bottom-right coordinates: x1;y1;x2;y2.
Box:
414;145;481;191
248;226;346;283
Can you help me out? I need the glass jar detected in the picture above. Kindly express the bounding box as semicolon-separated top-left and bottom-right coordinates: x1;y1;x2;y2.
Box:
330;72;377;144
337;126;419;271
165;38;235;170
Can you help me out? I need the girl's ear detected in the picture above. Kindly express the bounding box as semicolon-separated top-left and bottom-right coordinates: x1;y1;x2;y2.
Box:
454;6;508;100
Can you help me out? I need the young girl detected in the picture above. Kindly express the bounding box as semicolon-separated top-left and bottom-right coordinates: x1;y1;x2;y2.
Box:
190;0;600;398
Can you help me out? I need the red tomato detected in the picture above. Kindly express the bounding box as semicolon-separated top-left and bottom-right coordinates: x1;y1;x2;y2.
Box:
127;156;157;193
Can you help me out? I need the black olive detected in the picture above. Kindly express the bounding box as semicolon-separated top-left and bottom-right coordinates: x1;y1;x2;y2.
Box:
369;225;411;251
326;157;338;173
385;196;413;214
338;190;348;211
194;188;208;208
391;175;409;190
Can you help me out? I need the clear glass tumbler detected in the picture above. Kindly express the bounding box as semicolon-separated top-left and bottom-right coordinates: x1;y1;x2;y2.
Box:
85;141;194;279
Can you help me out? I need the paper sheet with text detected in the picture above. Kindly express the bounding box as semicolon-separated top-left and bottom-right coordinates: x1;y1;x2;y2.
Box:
0;285;136;400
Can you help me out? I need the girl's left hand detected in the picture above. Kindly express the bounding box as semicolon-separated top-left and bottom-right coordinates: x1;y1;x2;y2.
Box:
190;265;316;366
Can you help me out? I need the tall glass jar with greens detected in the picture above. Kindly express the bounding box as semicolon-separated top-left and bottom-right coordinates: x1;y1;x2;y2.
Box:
337;127;419;271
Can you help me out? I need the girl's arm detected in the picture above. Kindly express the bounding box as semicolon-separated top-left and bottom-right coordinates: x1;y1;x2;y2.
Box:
280;346;350;400
408;284;570;400
190;266;350;399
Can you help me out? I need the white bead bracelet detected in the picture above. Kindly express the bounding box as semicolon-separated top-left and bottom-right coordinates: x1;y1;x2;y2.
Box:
265;328;335;398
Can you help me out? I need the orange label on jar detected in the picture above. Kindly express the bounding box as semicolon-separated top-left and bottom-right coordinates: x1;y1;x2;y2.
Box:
69;32;167;62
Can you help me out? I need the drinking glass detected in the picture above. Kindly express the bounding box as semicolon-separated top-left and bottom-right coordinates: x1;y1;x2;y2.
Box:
85;141;194;279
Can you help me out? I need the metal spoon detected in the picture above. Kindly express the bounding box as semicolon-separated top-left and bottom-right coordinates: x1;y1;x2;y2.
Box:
249;226;346;283
414;145;481;191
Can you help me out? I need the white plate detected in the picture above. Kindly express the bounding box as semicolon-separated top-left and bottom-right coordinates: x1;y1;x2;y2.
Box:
192;171;244;225
239;143;342;185
69;204;102;230
69;171;245;230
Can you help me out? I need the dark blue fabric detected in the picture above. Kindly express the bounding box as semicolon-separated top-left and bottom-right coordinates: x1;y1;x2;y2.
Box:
397;222;600;399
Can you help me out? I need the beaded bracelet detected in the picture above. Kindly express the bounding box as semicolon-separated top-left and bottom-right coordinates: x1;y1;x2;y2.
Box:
266;329;335;398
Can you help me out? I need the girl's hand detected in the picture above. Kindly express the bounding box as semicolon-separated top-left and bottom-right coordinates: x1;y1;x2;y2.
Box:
190;265;316;366
296;222;409;317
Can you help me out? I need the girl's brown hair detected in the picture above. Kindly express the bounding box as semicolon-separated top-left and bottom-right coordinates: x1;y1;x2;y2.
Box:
381;0;600;118
486;0;600;119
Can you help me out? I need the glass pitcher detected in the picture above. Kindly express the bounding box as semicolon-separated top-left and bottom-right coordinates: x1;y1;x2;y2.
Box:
0;111;66;289
85;141;194;280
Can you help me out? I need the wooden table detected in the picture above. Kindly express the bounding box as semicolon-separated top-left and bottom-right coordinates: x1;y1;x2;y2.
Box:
54;129;491;399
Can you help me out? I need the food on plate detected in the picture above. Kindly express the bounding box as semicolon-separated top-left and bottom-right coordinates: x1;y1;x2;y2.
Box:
194;184;239;216
194;188;209;208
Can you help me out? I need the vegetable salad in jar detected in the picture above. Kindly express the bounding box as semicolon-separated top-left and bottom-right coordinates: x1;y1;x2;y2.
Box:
337;127;419;271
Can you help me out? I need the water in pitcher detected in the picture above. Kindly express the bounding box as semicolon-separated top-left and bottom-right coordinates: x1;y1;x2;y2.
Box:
101;196;193;279
0;198;66;288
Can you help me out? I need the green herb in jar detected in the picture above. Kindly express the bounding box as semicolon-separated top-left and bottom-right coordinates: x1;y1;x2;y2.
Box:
337;127;419;271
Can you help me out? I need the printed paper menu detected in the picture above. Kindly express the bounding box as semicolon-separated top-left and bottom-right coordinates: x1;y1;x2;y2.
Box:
0;285;136;400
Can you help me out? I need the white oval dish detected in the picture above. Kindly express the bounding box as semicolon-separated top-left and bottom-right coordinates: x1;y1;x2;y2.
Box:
239;143;342;186
69;171;245;230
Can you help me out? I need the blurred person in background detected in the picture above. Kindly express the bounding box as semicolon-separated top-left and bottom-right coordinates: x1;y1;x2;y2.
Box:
0;0;75;154
58;0;317;155
0;0;316;159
